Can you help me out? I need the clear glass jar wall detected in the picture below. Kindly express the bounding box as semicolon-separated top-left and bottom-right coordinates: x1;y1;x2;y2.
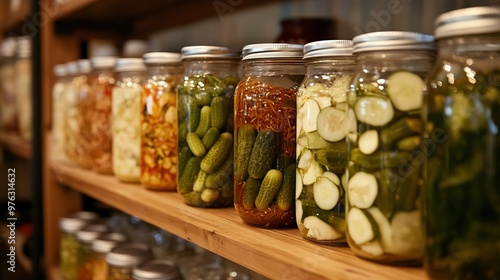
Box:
0;38;18;132
75;59;93;169
64;61;81;165
14;37;32;141
51;64;69;163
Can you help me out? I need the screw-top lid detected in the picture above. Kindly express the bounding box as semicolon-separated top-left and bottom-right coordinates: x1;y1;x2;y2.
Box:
242;43;304;61
77;59;92;74
90;56;118;69
181;45;240;60
66;61;79;75
16;36;31;58
59;212;99;233
303;40;353;59
143;52;182;64
352;31;435;53
53;64;67;77
76;223;110;244
132;260;182;280
105;243;152;267
91;232;128;253
0;38;16;57
114;58;146;72
435;6;500;39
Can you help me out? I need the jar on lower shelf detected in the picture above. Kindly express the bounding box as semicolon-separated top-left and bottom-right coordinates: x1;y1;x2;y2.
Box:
106;243;153;280
76;223;110;280
132;260;182;280
90;232;128;280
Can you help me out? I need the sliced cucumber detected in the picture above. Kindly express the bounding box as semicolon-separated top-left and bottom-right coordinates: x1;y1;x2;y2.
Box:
296;200;304;222
322;171;340;186
317;107;347;142
358;130;379;155
387;210;423;257
354;96;394;127
297;150;313;169
304;216;343;241
302;160;323;185
295;169;302;199
367;207;393;252
297;131;308;148
360;241;384;256
348;171;378;209
387;71;423;112
335;102;348;111
306;131;334;149
313;176;340;211
347;207;377;245
314;96;333;110
347;109;358;143
301;99;321;133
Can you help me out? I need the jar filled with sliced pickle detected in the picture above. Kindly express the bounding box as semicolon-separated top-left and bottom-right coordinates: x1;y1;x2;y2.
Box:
0;38;17;132
177;46;240;207
234;43;304;228
14;37;32;141
90;56;117;174
52;64;69;163
64;61;81;166
424;6;500;279
346;32;435;264
112;58;146;183
75;59;93;169
296;40;354;244
76;223;110;280
90;232;127;280
141;52;182;190
106;243;153;280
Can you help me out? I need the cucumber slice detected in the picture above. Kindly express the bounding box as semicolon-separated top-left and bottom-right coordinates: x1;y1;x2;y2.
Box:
322;171;340;186
348;171;378;209
298;150;313;169
354;96;394;127
358;130;379;155
335;102;348;111
313;176;340;210
360;241;384;256
306;131;333;149
387;71;423;112
317;107;347;142
295;169;302;199
296;200;304;222
297;131;308;148
304;216;343;241
314;96;333;110
387;210;423;257
347;109;358;143
301;99;321;133
367;207;393;252
347;207;376;245
302;161;323;185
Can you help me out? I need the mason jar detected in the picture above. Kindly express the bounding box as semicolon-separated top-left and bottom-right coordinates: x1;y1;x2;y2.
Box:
14;36;32;141
132;260;182;280
52;64;69;163
234;43;304;228
177;46;240;207
75;59;93;169
106;243;153;280
90;232;128;280
64;61;80;166
76;223;110;280
0;38;17;132
112;58;146;183
345;32;435;265
140;52;182;191
90;56;117;174
296;40;355;244
424;6;500;279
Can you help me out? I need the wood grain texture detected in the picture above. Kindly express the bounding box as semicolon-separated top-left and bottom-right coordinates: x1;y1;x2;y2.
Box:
0;132;32;159
51;161;428;280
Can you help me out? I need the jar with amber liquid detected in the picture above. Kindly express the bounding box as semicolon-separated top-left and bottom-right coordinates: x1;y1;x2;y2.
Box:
90;232;127;280
75;59;93;169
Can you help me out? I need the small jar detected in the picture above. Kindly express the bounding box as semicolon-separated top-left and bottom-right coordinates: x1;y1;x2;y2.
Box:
112;58;146;183
106;243;153;280
177;46;240;207
76;223;110;280
90;56;117;174
90;232;128;280
346;32;435;265
14;36;32;141
64;61;80;165
140;52;182;191
52;64;69;163
296;40;355;244
424;6;500;279
59;212;99;280
132;260;182;280
75;59;93;169
234;43;304;228
0;38;18;132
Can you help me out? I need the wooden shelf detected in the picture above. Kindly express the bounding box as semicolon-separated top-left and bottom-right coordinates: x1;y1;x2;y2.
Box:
0;132;32;159
49;266;62;280
51;161;428;280
1;0;30;35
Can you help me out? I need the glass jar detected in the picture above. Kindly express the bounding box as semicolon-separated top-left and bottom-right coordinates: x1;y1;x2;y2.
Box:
90;232;128;280
112;58;146;183
234;43;304;228
75;59;93;169
177;46;240;207
14;36;32;141
132;260;182;280
296;40;355;244
424;6;500;279
346;32;435;265
64;61;80;166
52;64;69;163
59;212;99;280
76;223;110;280
106;243;153;280
140;52;182;190
90;56;117;174
0;38;17;132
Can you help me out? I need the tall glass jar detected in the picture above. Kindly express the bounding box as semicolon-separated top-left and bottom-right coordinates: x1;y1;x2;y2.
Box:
112;58;146;183
0;38;17;132
64;61;80;165
106;243;152;280
91;232;128;280
234;43;304;228
75;59;93;169
132;260;182;280
424;6;500;279
14;36;32;141
90;56;117;174
76;223;110;280
140;52;182;190
346;32;435;265
52;64;69;163
177;46;240;207
296;40;354;244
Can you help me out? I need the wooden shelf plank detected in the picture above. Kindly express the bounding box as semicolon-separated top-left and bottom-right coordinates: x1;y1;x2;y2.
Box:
1;0;30;35
51;162;428;280
0;132;32;159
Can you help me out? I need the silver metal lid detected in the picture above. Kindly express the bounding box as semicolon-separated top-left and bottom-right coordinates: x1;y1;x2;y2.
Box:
352;31;435;53
59;212;99;233
0;38;16;57
181;45;240;60
91;232;128;253
77;59;91;74
76;223;109;243
143;52;181;64
16;37;31;59
53;64;67;76
105;243;152;267
90;56;118;69
303;40;353;59
66;61;79;75
114;58;146;72
242;43;304;60
132;260;181;280
435;6;500;39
